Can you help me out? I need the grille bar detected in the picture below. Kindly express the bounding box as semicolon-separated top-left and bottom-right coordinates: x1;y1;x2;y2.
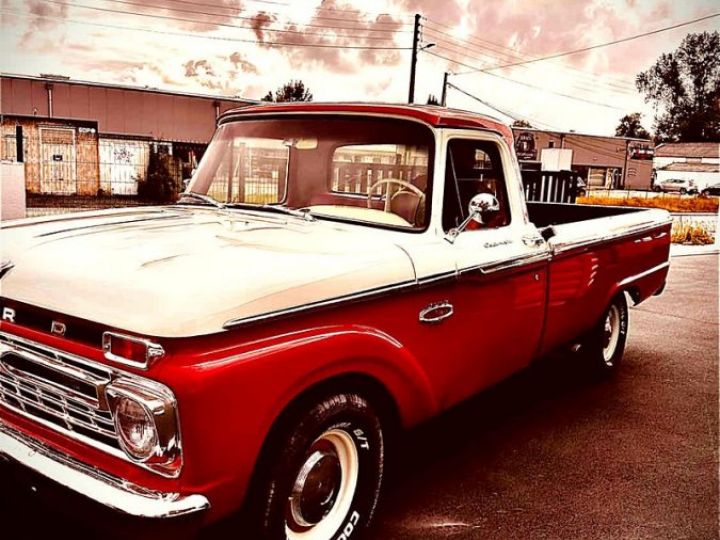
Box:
0;335;120;452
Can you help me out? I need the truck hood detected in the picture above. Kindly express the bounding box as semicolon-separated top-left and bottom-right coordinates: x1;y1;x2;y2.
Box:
0;207;416;337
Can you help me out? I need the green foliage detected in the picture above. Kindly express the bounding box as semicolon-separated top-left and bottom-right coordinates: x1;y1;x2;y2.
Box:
261;80;313;102
426;94;440;105
615;112;651;139
511;119;533;128
138;149;177;203
636;31;720;142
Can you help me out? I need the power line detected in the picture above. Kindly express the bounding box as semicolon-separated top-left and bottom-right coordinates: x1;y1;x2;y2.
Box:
40;0;406;40
453;11;720;74
137;0;412;27
1;8;411;50
422;23;637;92
88;0;411;33
425;49;628;110
423;32;639;97
446;82;563;130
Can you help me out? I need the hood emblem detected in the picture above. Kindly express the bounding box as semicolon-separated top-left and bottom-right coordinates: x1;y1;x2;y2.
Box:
51;321;67;336
0;259;13;280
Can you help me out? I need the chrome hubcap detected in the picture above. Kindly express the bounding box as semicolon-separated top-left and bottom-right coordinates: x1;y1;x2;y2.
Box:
286;429;359;539
289;450;342;527
602;305;621;365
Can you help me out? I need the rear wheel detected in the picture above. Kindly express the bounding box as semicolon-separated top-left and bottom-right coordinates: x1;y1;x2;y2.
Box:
581;293;629;375
253;393;384;540
679;187;687;195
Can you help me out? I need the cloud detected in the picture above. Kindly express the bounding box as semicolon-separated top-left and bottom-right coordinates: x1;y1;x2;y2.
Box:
229;52;259;74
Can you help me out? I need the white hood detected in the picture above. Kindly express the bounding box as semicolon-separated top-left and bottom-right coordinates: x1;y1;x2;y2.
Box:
0;207;416;337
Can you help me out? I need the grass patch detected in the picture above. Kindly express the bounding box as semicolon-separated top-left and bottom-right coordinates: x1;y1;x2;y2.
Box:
577;195;719;214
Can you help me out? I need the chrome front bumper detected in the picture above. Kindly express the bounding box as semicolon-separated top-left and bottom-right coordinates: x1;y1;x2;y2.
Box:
0;423;209;519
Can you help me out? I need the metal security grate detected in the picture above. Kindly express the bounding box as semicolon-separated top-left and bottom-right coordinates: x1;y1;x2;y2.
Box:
0;334;121;453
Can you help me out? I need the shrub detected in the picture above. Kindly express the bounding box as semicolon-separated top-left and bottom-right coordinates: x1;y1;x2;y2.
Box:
671;223;715;245
137;150;177;203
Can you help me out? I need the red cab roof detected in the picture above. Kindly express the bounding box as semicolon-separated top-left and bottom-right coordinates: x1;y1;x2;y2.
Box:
220;102;513;145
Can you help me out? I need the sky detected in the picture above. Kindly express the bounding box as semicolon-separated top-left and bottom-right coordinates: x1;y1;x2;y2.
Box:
1;0;718;136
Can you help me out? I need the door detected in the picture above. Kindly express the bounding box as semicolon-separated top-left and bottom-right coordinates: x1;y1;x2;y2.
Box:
442;136;548;400
40;127;76;194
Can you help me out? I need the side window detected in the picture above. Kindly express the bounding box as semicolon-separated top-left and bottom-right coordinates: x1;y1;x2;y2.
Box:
442;139;512;231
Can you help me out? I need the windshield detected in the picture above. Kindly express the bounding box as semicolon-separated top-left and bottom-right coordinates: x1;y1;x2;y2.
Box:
187;116;434;230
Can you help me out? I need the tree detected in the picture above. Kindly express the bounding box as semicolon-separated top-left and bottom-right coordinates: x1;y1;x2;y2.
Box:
138;148;177;203
636;31;720;142
261;80;313;102
426;94;440;105
511;119;533;128
615;112;651;139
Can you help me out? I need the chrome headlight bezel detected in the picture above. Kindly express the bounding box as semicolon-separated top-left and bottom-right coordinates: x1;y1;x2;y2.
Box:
106;378;182;476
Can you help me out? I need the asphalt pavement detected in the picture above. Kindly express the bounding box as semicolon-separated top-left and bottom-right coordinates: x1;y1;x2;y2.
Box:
1;254;718;540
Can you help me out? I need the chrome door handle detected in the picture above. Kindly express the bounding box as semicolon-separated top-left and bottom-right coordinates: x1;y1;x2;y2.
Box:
419;301;454;324
522;235;545;247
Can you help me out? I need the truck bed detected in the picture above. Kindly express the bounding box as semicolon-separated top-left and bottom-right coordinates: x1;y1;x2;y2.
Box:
527;201;672;255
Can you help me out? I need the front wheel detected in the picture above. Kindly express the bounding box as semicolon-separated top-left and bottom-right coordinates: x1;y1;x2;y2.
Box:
254;393;384;540
581;293;629;375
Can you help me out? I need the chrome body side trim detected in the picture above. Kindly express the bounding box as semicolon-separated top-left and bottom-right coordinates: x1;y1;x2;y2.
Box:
0;423;209;519
549;217;673;255
459;252;550;276
223;279;417;329
617;261;670;288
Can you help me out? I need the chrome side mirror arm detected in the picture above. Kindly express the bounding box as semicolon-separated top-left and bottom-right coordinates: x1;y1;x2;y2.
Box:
444;193;500;244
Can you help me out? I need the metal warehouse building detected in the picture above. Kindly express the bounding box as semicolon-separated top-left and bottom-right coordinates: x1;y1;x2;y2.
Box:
0;73;255;197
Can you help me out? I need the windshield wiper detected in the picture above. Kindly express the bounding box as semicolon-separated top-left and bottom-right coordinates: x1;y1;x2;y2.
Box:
224;203;316;222
177;192;226;209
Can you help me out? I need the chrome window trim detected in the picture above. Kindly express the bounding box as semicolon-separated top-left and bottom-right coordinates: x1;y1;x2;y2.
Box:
0;332;183;478
0;423;208;519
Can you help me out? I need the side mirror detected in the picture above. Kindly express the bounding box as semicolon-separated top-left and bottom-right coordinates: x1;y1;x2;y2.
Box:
182;178;191;191
468;193;500;223
445;193;500;243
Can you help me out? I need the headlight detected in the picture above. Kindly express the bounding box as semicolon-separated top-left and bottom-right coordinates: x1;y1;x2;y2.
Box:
106;378;182;476
114;396;159;460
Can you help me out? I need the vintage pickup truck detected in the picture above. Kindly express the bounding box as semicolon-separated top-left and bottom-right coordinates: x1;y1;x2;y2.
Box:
0;103;671;539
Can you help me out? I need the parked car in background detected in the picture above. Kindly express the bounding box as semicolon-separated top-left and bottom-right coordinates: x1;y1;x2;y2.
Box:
701;183;720;197
653;178;698;194
0;103;672;540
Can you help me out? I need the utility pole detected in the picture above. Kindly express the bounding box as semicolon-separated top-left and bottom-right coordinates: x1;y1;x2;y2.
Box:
408;13;421;104
440;72;449;106
621;139;630;189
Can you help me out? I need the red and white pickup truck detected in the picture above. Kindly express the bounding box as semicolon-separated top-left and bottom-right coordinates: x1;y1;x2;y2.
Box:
0;103;671;539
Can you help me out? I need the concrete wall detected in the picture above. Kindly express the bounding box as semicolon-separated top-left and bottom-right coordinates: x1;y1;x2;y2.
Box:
0;162;26;220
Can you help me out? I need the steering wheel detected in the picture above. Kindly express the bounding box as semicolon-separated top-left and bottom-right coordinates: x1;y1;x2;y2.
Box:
366;178;425;211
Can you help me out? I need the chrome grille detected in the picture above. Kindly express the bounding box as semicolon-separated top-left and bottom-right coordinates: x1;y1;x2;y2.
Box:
0;333;122;454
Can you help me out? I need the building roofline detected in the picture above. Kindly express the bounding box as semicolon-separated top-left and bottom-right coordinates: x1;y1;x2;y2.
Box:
1;72;259;104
